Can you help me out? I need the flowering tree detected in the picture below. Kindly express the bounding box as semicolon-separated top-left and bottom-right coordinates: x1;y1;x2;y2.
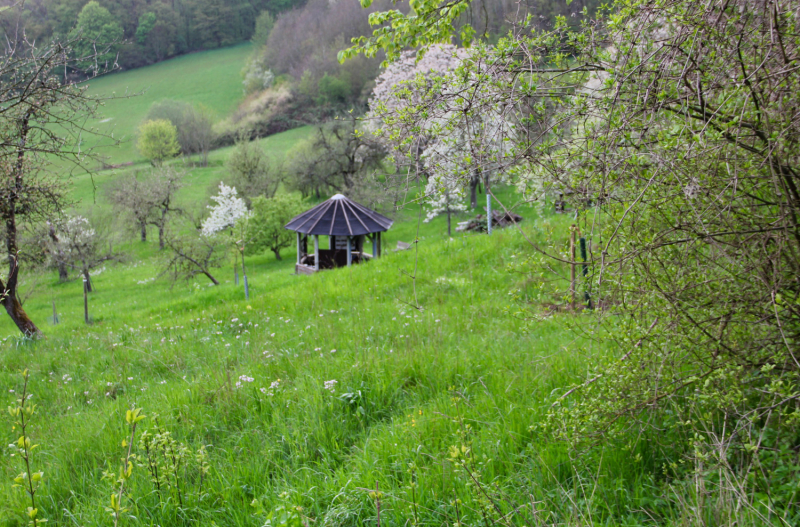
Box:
48;216;115;293
368;43;517;219
201;183;250;237
202;183;252;286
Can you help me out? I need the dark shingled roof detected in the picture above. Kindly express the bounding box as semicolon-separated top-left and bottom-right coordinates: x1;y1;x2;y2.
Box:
284;194;393;236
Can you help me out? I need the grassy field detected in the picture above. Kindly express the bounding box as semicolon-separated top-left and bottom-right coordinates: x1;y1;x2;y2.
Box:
80;43;254;167
1;191;674;526
0;42;734;527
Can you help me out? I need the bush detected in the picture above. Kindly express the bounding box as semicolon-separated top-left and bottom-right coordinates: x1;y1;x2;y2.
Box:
137;119;180;166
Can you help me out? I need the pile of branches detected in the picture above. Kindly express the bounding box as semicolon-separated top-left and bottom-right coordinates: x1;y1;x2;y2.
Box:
456;210;522;232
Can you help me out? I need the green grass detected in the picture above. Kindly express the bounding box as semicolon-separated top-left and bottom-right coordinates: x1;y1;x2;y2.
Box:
70;125;313;207
80;43;253;167
0;185;669;526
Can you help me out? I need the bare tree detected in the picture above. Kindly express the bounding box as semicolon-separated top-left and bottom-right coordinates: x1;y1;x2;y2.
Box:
147;167;185;250
161;212;225;286
0;29;119;336
227;135;282;206
105;172;156;242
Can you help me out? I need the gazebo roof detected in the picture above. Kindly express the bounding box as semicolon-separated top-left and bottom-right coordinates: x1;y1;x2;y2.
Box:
284;194;393;236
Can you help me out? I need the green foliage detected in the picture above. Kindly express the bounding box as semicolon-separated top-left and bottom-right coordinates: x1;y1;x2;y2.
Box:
251;11;275;48
71;1;123;70
248;193;306;260
316;73;350;105
137;119;180;166
227;137;282;206
134;12;156;45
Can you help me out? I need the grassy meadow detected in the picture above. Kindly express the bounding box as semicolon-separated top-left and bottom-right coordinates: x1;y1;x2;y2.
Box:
0;45;710;527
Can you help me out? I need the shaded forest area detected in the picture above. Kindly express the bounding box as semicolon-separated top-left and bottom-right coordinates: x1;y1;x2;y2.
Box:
0;0;302;70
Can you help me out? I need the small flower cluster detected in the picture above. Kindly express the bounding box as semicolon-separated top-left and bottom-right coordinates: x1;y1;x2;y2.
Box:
324;380;338;392
235;374;254;388
260;379;281;396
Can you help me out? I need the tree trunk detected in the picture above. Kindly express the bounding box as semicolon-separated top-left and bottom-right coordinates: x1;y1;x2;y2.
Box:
158;223;165;250
470;175;479;209
83;269;93;293
2;287;41;338
140;221;147;242
203;270;220;285
48;224;69;281
0;265;41;338
447;208;452;237
273;248;282;260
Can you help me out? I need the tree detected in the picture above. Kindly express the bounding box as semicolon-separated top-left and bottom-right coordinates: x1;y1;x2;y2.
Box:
249;193;306;260
148;167;185;250
137;119;180;166
0;31;117;337
146;101;214;166
47;216;115;293
285;119;385;203
71;1;123;72
202;182;252;287
348;0;800;504
251;11;275;48
162;213;226;286
227;136;282;206
105;172;157;242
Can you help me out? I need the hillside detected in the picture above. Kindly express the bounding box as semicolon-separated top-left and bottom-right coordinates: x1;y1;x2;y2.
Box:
0;197;654;526
81;44;254;167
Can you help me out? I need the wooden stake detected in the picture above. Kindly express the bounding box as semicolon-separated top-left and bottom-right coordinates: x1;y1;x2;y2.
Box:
83;279;90;325
52;300;58;325
570;225;577;309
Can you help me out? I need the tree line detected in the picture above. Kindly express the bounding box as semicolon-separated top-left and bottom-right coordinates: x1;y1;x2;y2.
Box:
0;0;304;72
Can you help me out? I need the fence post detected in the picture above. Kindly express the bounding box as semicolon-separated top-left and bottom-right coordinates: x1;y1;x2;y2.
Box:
52;300;58;325
487;194;492;235
570;225;577;309
83;278;90;325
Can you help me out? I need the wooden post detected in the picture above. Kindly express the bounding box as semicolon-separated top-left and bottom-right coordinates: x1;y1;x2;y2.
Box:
313;235;319;271
487;193;492;234
372;233;377;258
346;236;352;266
83;278;90;325
570;225;577;309
377;232;381;258
52;300;58;325
296;232;301;265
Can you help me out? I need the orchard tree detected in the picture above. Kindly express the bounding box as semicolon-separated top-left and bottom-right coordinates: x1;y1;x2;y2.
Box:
47;216;115;293
202;182;251;283
105;172;157;242
147;101;214;166
162;212;225;286
249;193;306;260
0;31;117;337
147;167;185;250
227;136;282;206
138;119;180;166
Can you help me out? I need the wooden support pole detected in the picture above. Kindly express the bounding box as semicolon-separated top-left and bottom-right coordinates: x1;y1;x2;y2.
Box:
296;232;301;265
313;235;319;271
346;236;352;266
52;300;58;325
377;232;381;258
83;278;90;325
570;224;577;309
372;233;377;259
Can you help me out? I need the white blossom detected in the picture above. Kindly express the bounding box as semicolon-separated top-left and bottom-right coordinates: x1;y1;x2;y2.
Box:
201;183;250;236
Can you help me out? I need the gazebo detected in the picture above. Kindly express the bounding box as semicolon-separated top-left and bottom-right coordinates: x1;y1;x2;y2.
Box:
285;194;393;275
